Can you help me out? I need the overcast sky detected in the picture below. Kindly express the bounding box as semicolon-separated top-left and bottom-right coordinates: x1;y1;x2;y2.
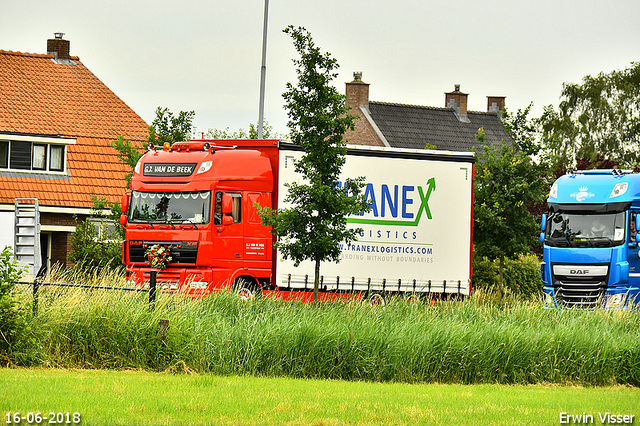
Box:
2;0;639;137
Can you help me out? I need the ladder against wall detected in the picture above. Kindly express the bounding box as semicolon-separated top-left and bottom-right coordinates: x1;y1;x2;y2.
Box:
14;198;41;280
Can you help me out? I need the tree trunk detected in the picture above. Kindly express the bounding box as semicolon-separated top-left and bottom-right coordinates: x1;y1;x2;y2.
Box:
314;257;321;302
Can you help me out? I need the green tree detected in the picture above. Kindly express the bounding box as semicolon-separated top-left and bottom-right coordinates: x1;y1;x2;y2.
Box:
0;246;28;355
501;103;540;157
205;120;288;140
147;107;195;145
538;62;640;167
473;129;549;294
69;195;123;270
111;107;196;186
111;135;144;187
257;26;370;302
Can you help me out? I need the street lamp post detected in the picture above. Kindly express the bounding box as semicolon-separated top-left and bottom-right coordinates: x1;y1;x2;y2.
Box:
258;0;269;139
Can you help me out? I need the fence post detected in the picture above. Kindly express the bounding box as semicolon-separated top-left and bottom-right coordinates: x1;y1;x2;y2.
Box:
149;270;157;309
32;277;39;316
157;318;169;345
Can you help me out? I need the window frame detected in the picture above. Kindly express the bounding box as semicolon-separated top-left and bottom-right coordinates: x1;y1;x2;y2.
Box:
0;134;74;174
229;193;242;224
32;144;48;170
214;191;242;225
0;141;8;169
9;141;32;170
49;145;65;172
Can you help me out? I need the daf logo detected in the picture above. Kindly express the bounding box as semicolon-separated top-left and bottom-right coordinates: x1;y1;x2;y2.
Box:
553;265;608;277
570;269;590;275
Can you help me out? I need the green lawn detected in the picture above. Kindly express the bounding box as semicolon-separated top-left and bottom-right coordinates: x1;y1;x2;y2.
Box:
1;368;638;425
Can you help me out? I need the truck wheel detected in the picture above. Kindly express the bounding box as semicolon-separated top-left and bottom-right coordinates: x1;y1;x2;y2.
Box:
368;293;386;306
406;294;421;304
233;277;261;301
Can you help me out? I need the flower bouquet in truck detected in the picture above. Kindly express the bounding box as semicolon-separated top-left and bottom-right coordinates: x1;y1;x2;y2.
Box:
145;245;172;270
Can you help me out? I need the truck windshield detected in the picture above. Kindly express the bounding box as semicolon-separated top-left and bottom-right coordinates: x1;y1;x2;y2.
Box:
129;191;211;224
546;211;626;247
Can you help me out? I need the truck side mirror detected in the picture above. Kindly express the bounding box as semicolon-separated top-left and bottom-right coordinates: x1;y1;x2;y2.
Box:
222;194;233;215
540;232;545;244
541;214;547;232
628;213;639;247
121;192;130;214
119;214;127;229
223;215;233;226
628;212;639;231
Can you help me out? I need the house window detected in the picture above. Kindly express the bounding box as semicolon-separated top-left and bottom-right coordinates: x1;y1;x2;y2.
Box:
89;218;119;242
10;141;32;170
32;144;47;170
0;139;67;173
50;145;64;171
0;141;7;169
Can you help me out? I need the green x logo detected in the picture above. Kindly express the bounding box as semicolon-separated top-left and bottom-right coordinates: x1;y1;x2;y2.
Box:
347;178;436;227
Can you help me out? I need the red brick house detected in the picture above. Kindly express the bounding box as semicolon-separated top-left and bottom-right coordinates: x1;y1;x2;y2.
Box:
344;72;512;150
0;34;148;274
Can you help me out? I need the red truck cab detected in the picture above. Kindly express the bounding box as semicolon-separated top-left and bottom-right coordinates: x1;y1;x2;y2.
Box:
122;140;279;297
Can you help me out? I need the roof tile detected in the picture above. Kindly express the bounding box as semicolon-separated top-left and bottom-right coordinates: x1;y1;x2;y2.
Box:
0;49;148;208
368;101;512;153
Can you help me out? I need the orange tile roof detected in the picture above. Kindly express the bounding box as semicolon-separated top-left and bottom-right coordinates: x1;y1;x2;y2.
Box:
0;49;148;208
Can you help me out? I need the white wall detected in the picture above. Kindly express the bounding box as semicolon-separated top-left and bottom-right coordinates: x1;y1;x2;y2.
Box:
0;210;15;251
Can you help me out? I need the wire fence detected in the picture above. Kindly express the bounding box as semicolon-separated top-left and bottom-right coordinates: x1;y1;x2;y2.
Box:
17;270;160;314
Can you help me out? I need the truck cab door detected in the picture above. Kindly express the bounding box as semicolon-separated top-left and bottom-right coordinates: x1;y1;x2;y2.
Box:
628;210;640;280
213;191;244;264
243;192;272;268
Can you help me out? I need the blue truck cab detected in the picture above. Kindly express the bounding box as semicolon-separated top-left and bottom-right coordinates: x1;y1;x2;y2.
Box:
540;169;640;308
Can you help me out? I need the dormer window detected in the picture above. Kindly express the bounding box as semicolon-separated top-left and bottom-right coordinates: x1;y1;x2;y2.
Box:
0;142;7;168
50;145;64;171
32;144;47;170
0;133;75;174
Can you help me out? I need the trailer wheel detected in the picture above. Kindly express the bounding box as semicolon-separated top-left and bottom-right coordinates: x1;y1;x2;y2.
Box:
368;293;386;306
233;277;261;301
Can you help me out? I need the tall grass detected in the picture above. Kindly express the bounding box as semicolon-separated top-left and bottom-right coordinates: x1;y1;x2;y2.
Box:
8;278;640;386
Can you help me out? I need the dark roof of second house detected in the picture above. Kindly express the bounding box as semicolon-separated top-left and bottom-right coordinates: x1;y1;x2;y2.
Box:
367;101;512;152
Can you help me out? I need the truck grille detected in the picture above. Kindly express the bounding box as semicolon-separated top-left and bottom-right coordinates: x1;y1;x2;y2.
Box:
144;269;181;285
551;264;608;308
129;241;198;264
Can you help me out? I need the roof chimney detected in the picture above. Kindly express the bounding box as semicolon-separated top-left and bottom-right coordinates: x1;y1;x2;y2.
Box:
487;96;506;114
47;33;70;60
346;71;370;111
445;84;470;123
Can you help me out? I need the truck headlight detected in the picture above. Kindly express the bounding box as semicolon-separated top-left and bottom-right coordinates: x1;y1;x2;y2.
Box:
189;281;208;289
544;293;555;308
605;293;625;309
610;182;628;198
196;161;213;175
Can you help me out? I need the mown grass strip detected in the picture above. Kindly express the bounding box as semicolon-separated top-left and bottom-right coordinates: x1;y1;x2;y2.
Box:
1;368;638;426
